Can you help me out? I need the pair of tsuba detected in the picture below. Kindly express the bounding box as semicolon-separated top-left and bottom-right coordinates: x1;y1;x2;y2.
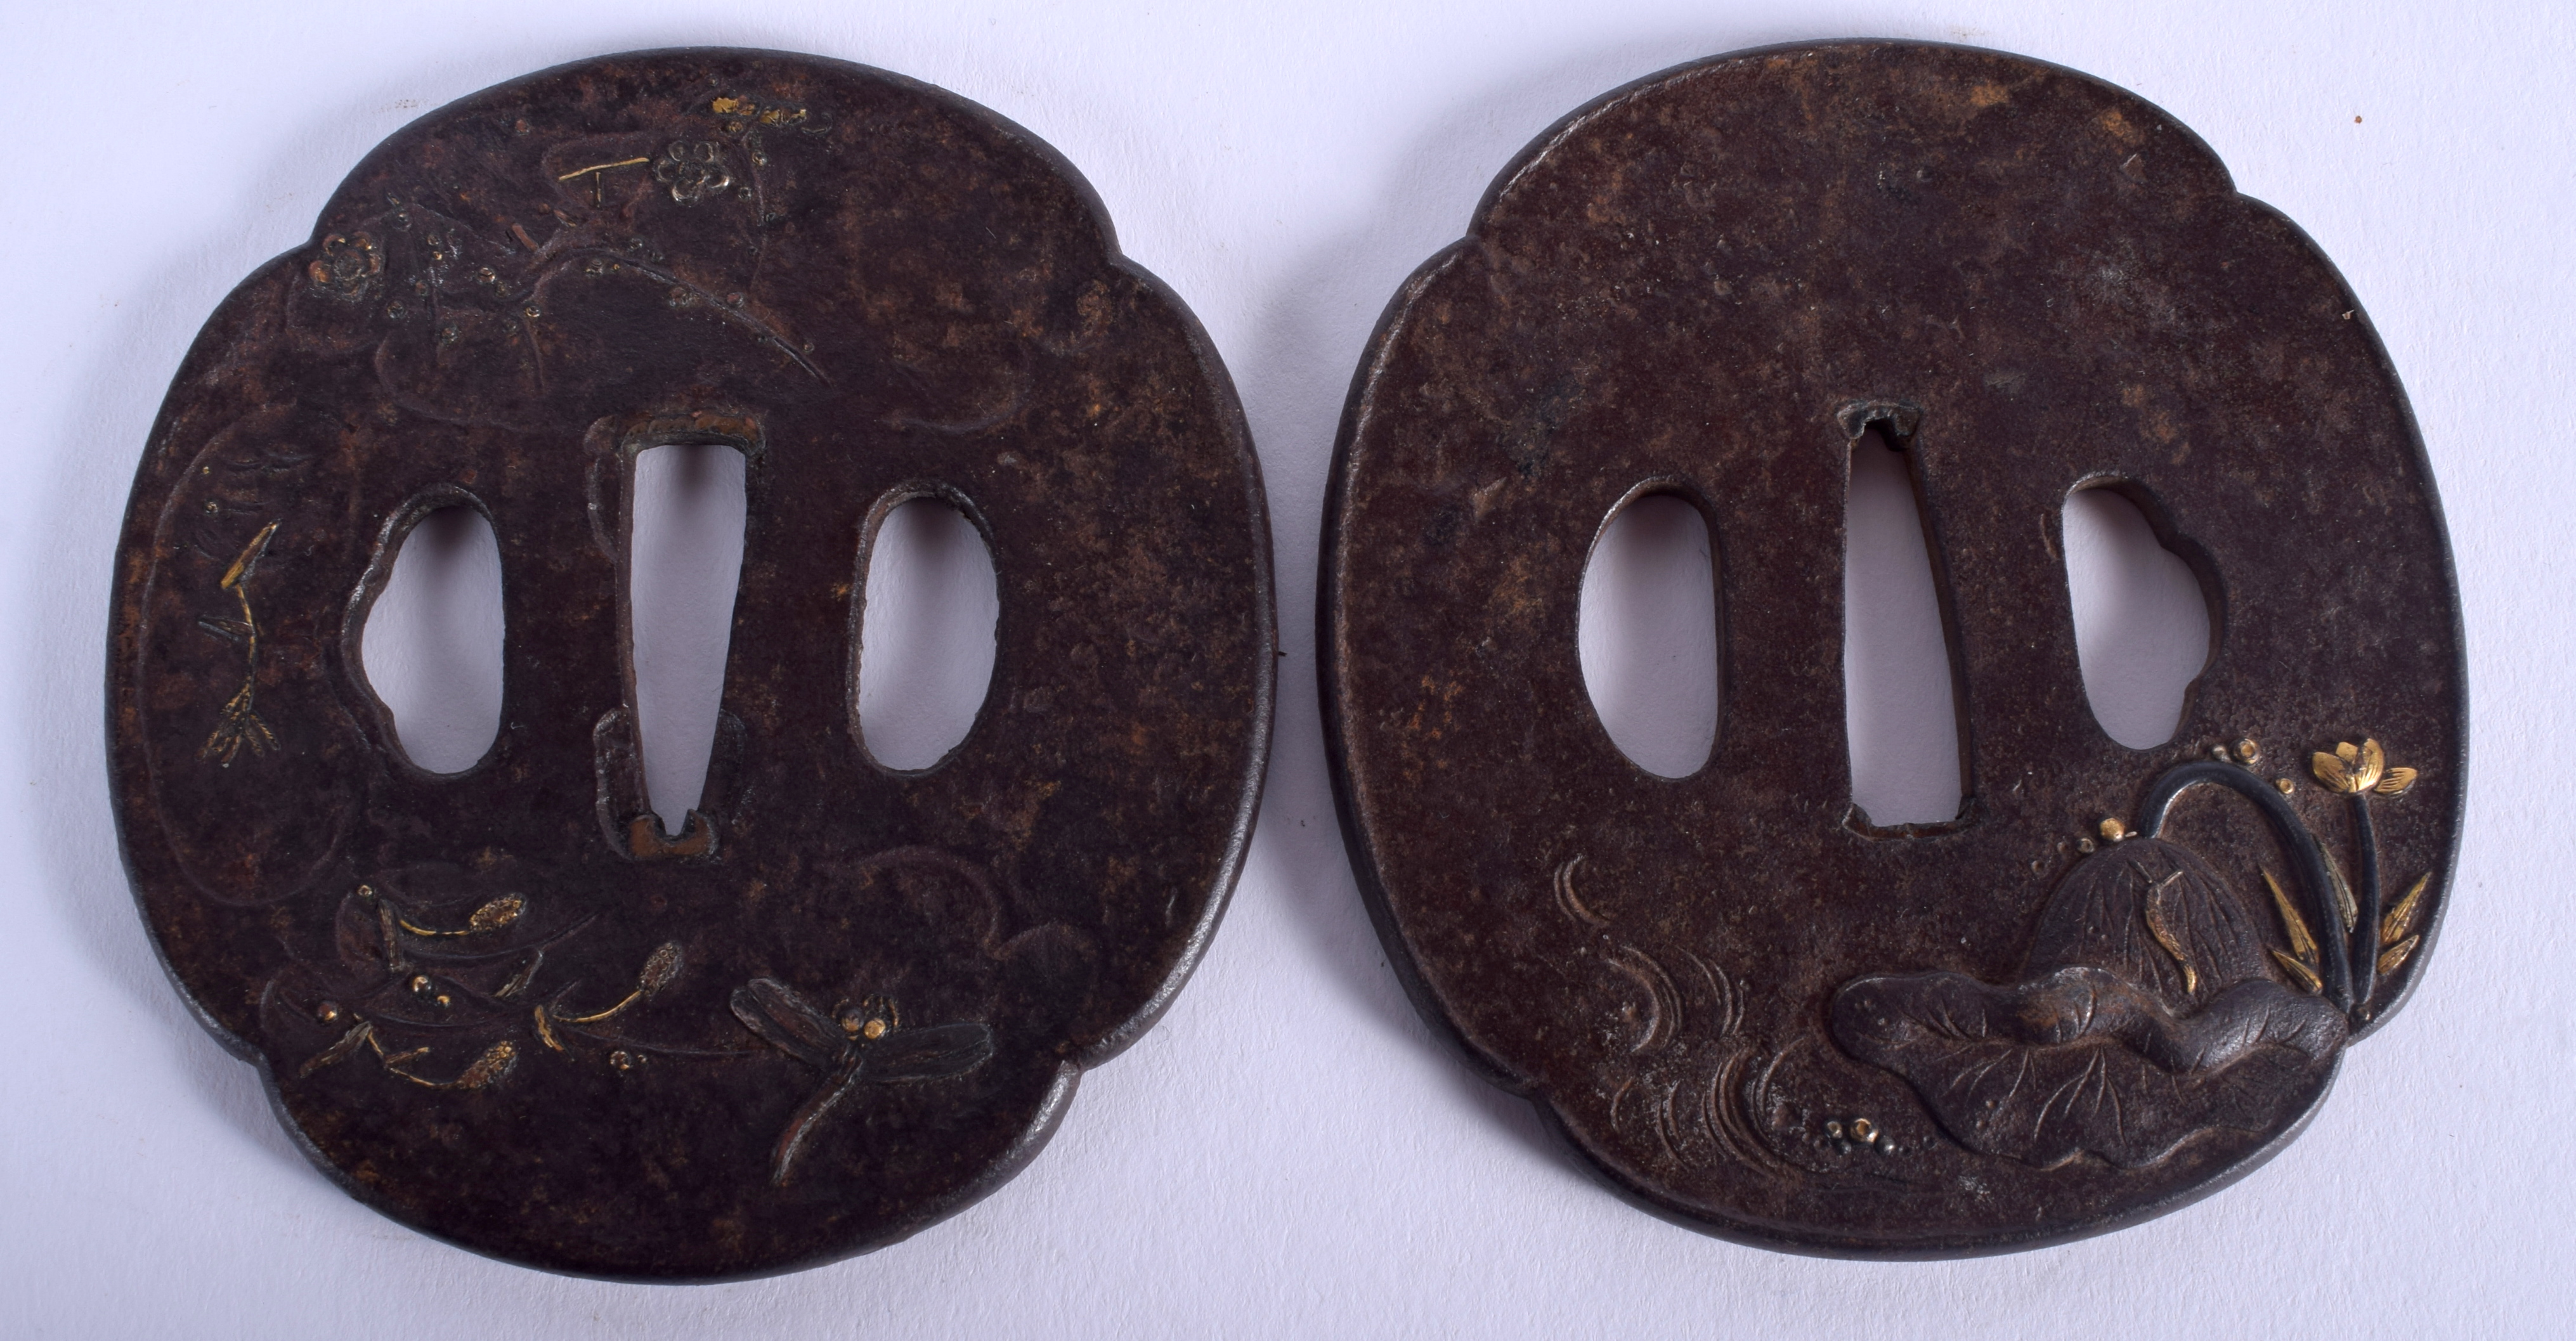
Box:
109;42;2461;1276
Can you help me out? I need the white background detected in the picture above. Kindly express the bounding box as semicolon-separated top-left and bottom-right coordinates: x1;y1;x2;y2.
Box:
4;1;2568;1336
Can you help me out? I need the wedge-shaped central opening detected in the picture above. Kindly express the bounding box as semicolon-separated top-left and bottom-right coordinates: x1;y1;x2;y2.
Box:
363;505;505;774
1578;491;1721;778
2062;483;2215;748
1844;425;1965;827
854;496;999;771
629;443;748;836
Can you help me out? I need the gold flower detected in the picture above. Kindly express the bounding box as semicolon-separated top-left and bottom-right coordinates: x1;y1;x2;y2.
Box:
2312;739;2412;795
304;231;382;300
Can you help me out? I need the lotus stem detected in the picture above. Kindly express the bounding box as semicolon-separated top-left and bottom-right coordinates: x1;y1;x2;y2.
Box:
553;990;641;1025
2348;794;2382;1014
2135;759;2353;1009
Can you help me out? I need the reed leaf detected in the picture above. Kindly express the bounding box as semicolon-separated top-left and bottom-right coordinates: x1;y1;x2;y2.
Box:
450;1041;518;1091
2265;869;2319;961
2381;874;2430;947
2270;949;2323;994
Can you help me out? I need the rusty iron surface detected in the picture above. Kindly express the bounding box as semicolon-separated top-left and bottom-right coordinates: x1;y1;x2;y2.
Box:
107;49;1273;1279
1320;41;2462;1256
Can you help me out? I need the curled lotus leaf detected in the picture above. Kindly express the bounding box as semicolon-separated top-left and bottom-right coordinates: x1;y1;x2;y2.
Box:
1833;839;2349;1169
1833;969;2345;1168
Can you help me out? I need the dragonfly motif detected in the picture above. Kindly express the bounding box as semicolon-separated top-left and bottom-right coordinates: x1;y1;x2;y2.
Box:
729;978;994;1186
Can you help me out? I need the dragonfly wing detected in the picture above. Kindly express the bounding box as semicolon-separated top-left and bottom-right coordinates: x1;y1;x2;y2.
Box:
729;978;843;1068
866;1021;994;1082
772;1058;865;1186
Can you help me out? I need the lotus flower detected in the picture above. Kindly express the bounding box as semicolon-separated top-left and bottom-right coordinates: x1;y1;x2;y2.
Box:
2312;739;2417;797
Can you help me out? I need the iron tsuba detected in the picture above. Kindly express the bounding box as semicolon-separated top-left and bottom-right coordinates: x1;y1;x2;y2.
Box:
1321;41;2461;1254
108;49;1273;1278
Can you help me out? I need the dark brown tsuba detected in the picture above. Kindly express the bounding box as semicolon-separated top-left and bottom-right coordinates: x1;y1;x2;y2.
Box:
108;49;1273;1279
1322;41;2460;1255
